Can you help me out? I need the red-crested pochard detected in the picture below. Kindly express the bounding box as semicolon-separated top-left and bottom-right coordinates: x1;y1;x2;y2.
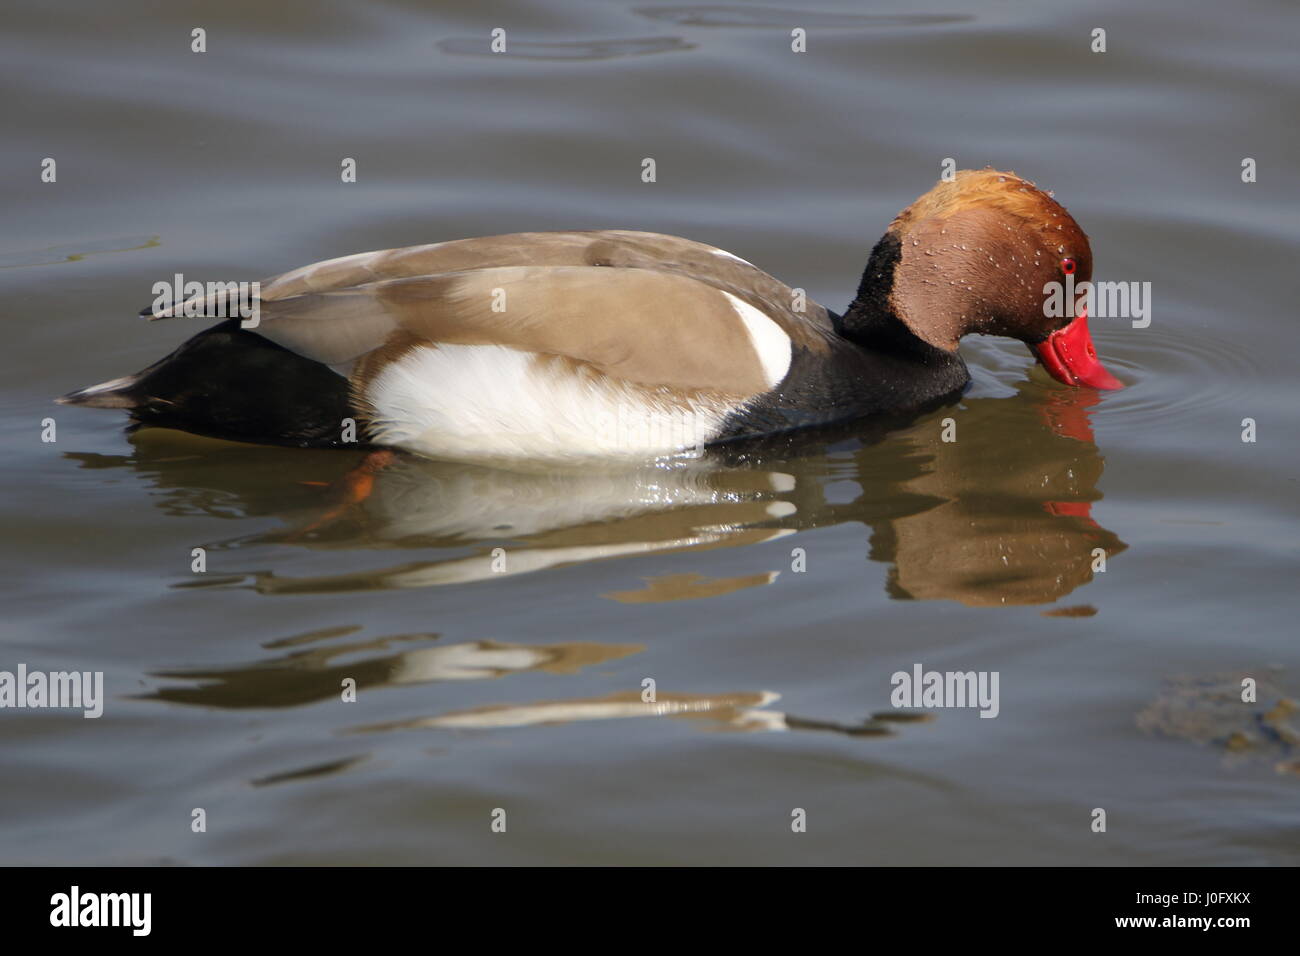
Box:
59;169;1122;460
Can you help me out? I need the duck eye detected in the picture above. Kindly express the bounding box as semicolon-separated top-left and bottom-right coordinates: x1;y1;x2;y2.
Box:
1061;257;1077;275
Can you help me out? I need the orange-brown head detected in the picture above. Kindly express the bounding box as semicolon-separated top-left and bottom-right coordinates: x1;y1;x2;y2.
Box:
847;169;1122;389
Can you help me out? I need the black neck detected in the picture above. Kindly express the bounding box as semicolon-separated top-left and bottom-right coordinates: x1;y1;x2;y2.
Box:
836;233;940;359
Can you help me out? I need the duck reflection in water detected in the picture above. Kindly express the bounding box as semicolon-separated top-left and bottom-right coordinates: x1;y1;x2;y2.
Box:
69;378;1124;608
136;623;920;739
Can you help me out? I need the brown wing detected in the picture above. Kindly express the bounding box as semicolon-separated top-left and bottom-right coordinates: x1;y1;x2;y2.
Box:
248;265;788;397
149;231;837;361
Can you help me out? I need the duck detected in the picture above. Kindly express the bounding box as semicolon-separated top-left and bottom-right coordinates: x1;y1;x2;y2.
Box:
58;168;1123;461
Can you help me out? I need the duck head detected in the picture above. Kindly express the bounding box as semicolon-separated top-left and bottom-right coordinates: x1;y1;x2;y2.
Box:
846;168;1123;389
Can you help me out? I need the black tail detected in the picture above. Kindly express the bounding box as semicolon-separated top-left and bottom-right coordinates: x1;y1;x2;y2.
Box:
58;319;359;448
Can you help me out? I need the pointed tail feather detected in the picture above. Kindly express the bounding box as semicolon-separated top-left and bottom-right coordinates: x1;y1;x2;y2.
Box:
56;374;143;409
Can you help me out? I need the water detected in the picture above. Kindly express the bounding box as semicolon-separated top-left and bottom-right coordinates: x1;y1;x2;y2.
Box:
1;0;1297;865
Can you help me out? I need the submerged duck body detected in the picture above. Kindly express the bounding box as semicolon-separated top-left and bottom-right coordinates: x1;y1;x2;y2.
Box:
60;170;1121;461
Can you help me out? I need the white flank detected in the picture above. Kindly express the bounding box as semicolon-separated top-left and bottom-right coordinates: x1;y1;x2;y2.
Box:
365;344;735;461
723;292;792;389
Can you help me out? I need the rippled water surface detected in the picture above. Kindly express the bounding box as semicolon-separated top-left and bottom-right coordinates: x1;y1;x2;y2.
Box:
2;0;1297;865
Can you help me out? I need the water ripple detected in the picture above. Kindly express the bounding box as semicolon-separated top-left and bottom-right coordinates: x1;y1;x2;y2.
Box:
436;36;694;61
0;235;159;268
1090;325;1262;434
633;5;972;29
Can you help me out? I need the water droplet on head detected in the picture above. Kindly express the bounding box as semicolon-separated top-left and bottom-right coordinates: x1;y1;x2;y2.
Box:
1057;245;1064;253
